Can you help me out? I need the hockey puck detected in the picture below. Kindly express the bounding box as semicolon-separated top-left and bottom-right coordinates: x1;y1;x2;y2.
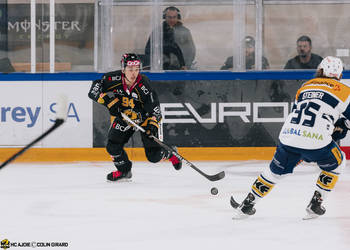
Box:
211;187;218;195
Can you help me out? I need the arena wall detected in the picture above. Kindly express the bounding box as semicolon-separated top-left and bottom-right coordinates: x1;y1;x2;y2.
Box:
1;71;350;162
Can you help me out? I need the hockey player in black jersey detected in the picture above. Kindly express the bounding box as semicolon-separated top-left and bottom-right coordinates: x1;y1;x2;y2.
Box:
88;53;182;181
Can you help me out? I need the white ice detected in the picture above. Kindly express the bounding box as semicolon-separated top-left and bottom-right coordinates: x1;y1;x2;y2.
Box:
1;160;350;250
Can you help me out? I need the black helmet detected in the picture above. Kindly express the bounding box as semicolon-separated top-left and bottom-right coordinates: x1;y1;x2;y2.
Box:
121;53;141;69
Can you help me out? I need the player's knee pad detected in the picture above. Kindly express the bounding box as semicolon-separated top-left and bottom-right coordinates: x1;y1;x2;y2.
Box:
318;146;344;172
106;140;124;156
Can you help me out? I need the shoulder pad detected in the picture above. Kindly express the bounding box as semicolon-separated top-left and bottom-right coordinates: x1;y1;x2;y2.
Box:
103;70;122;82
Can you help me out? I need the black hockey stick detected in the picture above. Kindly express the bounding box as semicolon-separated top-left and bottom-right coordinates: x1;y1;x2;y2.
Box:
0;95;68;170
121;113;225;181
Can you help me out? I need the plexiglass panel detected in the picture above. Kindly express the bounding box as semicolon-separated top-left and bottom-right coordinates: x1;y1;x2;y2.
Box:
1;0;94;73
110;4;153;71
97;1;262;72
264;1;350;70
1;0;35;73
43;0;95;72
3;1;350;73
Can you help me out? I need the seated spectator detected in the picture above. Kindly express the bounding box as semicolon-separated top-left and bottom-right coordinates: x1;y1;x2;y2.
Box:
284;35;323;69
221;36;269;70
145;6;196;70
0;57;15;73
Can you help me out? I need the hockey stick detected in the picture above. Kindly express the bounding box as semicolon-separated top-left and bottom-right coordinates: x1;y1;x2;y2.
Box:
0;95;68;170
121;113;225;181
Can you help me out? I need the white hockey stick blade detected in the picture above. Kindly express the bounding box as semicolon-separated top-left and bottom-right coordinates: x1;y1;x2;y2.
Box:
56;94;68;121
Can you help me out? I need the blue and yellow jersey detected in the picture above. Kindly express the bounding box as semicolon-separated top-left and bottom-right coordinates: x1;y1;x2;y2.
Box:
279;77;350;149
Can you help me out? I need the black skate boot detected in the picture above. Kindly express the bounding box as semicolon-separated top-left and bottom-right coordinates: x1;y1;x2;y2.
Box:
163;147;182;170
107;170;132;182
231;192;256;219
304;191;326;219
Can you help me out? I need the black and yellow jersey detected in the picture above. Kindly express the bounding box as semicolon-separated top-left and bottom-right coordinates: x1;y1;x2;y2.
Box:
88;70;161;125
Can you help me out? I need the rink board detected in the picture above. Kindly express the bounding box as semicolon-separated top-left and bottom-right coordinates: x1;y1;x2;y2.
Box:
0;147;277;162
2;72;350;161
1;146;350;162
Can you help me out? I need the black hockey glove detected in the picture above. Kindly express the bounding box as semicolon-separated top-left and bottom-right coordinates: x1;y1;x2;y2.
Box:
88;79;103;101
97;92;120;116
142;117;159;137
332;118;350;141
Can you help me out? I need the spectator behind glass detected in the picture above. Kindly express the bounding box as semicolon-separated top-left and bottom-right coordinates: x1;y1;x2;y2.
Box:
0;57;15;73
145;6;196;70
284;35;323;69
221;36;269;70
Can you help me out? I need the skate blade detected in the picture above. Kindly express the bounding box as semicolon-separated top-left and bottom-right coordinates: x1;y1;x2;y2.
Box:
106;179;132;183
303;214;319;220
232;209;250;220
303;209;320;220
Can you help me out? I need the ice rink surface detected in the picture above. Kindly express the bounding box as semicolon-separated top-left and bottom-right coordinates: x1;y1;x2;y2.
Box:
1;160;350;250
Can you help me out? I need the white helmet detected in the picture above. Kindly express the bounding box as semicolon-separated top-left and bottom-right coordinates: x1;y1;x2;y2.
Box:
317;56;343;80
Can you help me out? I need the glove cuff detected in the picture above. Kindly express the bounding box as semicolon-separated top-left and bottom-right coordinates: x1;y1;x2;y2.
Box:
142;117;159;129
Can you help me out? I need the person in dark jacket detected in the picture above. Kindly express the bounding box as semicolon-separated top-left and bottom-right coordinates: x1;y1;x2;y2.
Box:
221;36;269;70
145;6;196;70
284;35;323;69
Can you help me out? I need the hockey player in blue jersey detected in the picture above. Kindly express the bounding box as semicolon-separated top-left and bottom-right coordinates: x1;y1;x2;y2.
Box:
231;56;350;219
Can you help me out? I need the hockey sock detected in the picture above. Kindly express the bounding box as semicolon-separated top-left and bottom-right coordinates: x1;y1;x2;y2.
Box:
111;150;132;173
316;151;344;199
316;170;340;199
251;169;283;201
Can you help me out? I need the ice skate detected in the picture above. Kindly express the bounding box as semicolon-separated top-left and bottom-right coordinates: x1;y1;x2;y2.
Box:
107;170;132;182
303;191;326;220
231;193;256;219
164;147;182;170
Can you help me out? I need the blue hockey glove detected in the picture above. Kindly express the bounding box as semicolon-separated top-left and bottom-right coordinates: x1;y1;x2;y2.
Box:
332;118;350;141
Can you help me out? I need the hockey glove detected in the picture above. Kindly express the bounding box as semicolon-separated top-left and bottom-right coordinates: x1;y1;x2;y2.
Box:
97;92;120;116
142;117;159;137
332;118;350;141
88;79;103;101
